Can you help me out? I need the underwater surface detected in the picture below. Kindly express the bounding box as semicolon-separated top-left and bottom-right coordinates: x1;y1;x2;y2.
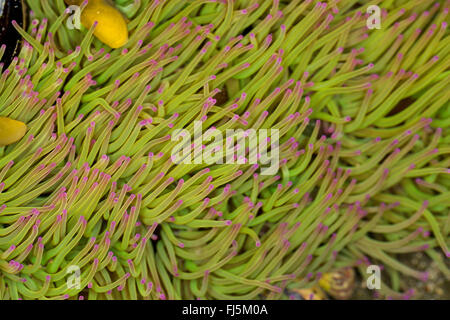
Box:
0;0;448;300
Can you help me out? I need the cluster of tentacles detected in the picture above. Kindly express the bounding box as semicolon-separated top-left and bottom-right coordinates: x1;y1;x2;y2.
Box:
0;0;448;300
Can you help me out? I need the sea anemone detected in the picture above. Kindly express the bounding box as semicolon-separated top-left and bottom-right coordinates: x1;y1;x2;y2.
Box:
0;0;448;300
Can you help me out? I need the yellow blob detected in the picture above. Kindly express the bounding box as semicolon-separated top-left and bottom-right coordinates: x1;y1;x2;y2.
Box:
318;268;355;300
0;117;27;147
81;0;129;49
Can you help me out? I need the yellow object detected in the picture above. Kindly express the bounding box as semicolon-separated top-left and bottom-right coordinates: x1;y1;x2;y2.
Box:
319;268;355;300
0;117;27;146
66;0;129;48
